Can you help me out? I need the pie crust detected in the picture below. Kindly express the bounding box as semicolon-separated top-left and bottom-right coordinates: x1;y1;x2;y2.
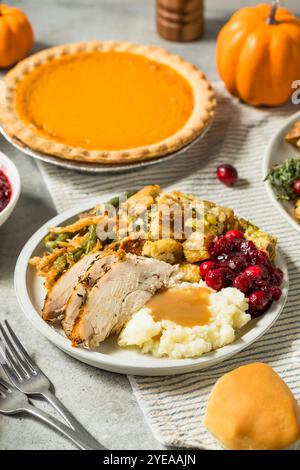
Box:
0;41;216;164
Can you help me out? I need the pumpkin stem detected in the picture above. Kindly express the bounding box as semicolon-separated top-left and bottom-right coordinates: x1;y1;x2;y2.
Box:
267;0;279;25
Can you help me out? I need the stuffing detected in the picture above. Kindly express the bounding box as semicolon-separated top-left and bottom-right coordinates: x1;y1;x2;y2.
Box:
142;239;183;264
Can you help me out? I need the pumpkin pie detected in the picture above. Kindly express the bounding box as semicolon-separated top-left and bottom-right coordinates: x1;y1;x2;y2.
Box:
0;41;216;164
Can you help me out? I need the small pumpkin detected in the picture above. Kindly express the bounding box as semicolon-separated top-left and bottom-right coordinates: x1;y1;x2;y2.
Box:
0;3;34;68
216;2;300;106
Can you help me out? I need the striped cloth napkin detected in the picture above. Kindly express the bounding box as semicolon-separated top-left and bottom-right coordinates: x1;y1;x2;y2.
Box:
37;82;300;449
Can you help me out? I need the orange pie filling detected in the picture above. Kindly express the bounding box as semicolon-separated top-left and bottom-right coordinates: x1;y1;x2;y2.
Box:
15;51;195;151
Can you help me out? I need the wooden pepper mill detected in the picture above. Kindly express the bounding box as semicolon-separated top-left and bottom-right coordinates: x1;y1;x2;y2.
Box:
156;0;204;42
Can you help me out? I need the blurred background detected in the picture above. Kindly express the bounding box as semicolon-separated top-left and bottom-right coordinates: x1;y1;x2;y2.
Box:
6;0;300;92
210;0;299;15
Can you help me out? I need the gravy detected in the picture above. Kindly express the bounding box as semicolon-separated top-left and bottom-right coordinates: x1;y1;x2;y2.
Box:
146;287;211;327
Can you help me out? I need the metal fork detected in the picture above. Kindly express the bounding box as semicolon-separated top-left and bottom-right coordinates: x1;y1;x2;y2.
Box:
0;376;103;450
0;320;105;450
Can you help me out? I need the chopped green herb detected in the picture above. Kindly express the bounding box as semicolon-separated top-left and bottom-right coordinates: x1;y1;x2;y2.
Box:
265;158;300;200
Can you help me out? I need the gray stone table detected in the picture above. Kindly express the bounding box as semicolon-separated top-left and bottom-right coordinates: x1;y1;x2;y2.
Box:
1;0;298;451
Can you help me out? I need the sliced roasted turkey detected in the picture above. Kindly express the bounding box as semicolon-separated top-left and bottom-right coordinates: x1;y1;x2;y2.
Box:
42;252;99;321
71;254;178;349
62;251;121;337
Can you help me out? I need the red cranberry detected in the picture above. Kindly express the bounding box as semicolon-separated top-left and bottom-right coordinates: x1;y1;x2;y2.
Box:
199;261;216;278
210;236;228;256
227;253;247;272
0;170;12;213
244;265;265;282
216;164;238;187
269;286;282;301
233;273;253;294
224;269;236;284
240;240;256;257
272;268;284;286
255;280;270;292
205;269;226;291
217;253;229;264
252;250;271;268
248;291;271;314
217;267;235;285
293;179;300;196
224;230;244;241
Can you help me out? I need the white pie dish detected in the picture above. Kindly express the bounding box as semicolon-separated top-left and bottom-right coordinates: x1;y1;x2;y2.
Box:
0;151;21;228
263;110;300;234
14;195;289;376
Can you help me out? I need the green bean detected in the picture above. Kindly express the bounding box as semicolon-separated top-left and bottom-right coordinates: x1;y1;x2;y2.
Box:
53;255;67;273
104;190;137;209
44;234;57;252
67;248;84;263
57;233;69;242
85;225;97;254
44;233;70;252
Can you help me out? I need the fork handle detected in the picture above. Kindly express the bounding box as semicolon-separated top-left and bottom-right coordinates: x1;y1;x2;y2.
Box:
41;390;102;448
22;403;105;450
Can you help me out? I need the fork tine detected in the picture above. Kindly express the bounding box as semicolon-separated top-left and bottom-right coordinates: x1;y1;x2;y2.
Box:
0;377;11;393
0;343;23;381
4;321;37;372
0;382;8;394
1;362;20;386
0;323;33;376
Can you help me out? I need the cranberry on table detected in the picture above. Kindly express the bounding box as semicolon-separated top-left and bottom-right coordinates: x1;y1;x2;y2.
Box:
224;229;244;240
248;291;271;315
205;269;226;291
216;164;238;187
293;179;300;196
199;261;216;278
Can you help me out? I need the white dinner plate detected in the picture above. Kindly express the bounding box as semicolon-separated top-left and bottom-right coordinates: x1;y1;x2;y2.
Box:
263;110;300;234
14;194;289;376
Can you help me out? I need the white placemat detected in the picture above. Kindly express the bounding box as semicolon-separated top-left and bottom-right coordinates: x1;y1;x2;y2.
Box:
37;82;300;449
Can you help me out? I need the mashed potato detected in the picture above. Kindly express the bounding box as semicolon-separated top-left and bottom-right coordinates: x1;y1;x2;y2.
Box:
118;282;250;359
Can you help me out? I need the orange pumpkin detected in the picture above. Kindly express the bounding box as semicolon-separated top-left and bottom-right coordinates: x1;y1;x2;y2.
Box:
216;2;300;106
0;3;34;68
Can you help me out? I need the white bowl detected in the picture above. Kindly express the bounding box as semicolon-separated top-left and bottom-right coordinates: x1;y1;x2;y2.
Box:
0;151;21;227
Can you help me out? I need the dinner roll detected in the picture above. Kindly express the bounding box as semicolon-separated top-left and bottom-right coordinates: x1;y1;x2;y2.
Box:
204;362;300;450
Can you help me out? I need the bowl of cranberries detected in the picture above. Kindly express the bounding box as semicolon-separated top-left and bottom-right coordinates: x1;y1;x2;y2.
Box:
0;151;21;227
200;229;287;319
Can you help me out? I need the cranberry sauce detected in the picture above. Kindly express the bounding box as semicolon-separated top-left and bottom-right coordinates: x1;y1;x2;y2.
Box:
0;170;12;213
199;230;283;318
